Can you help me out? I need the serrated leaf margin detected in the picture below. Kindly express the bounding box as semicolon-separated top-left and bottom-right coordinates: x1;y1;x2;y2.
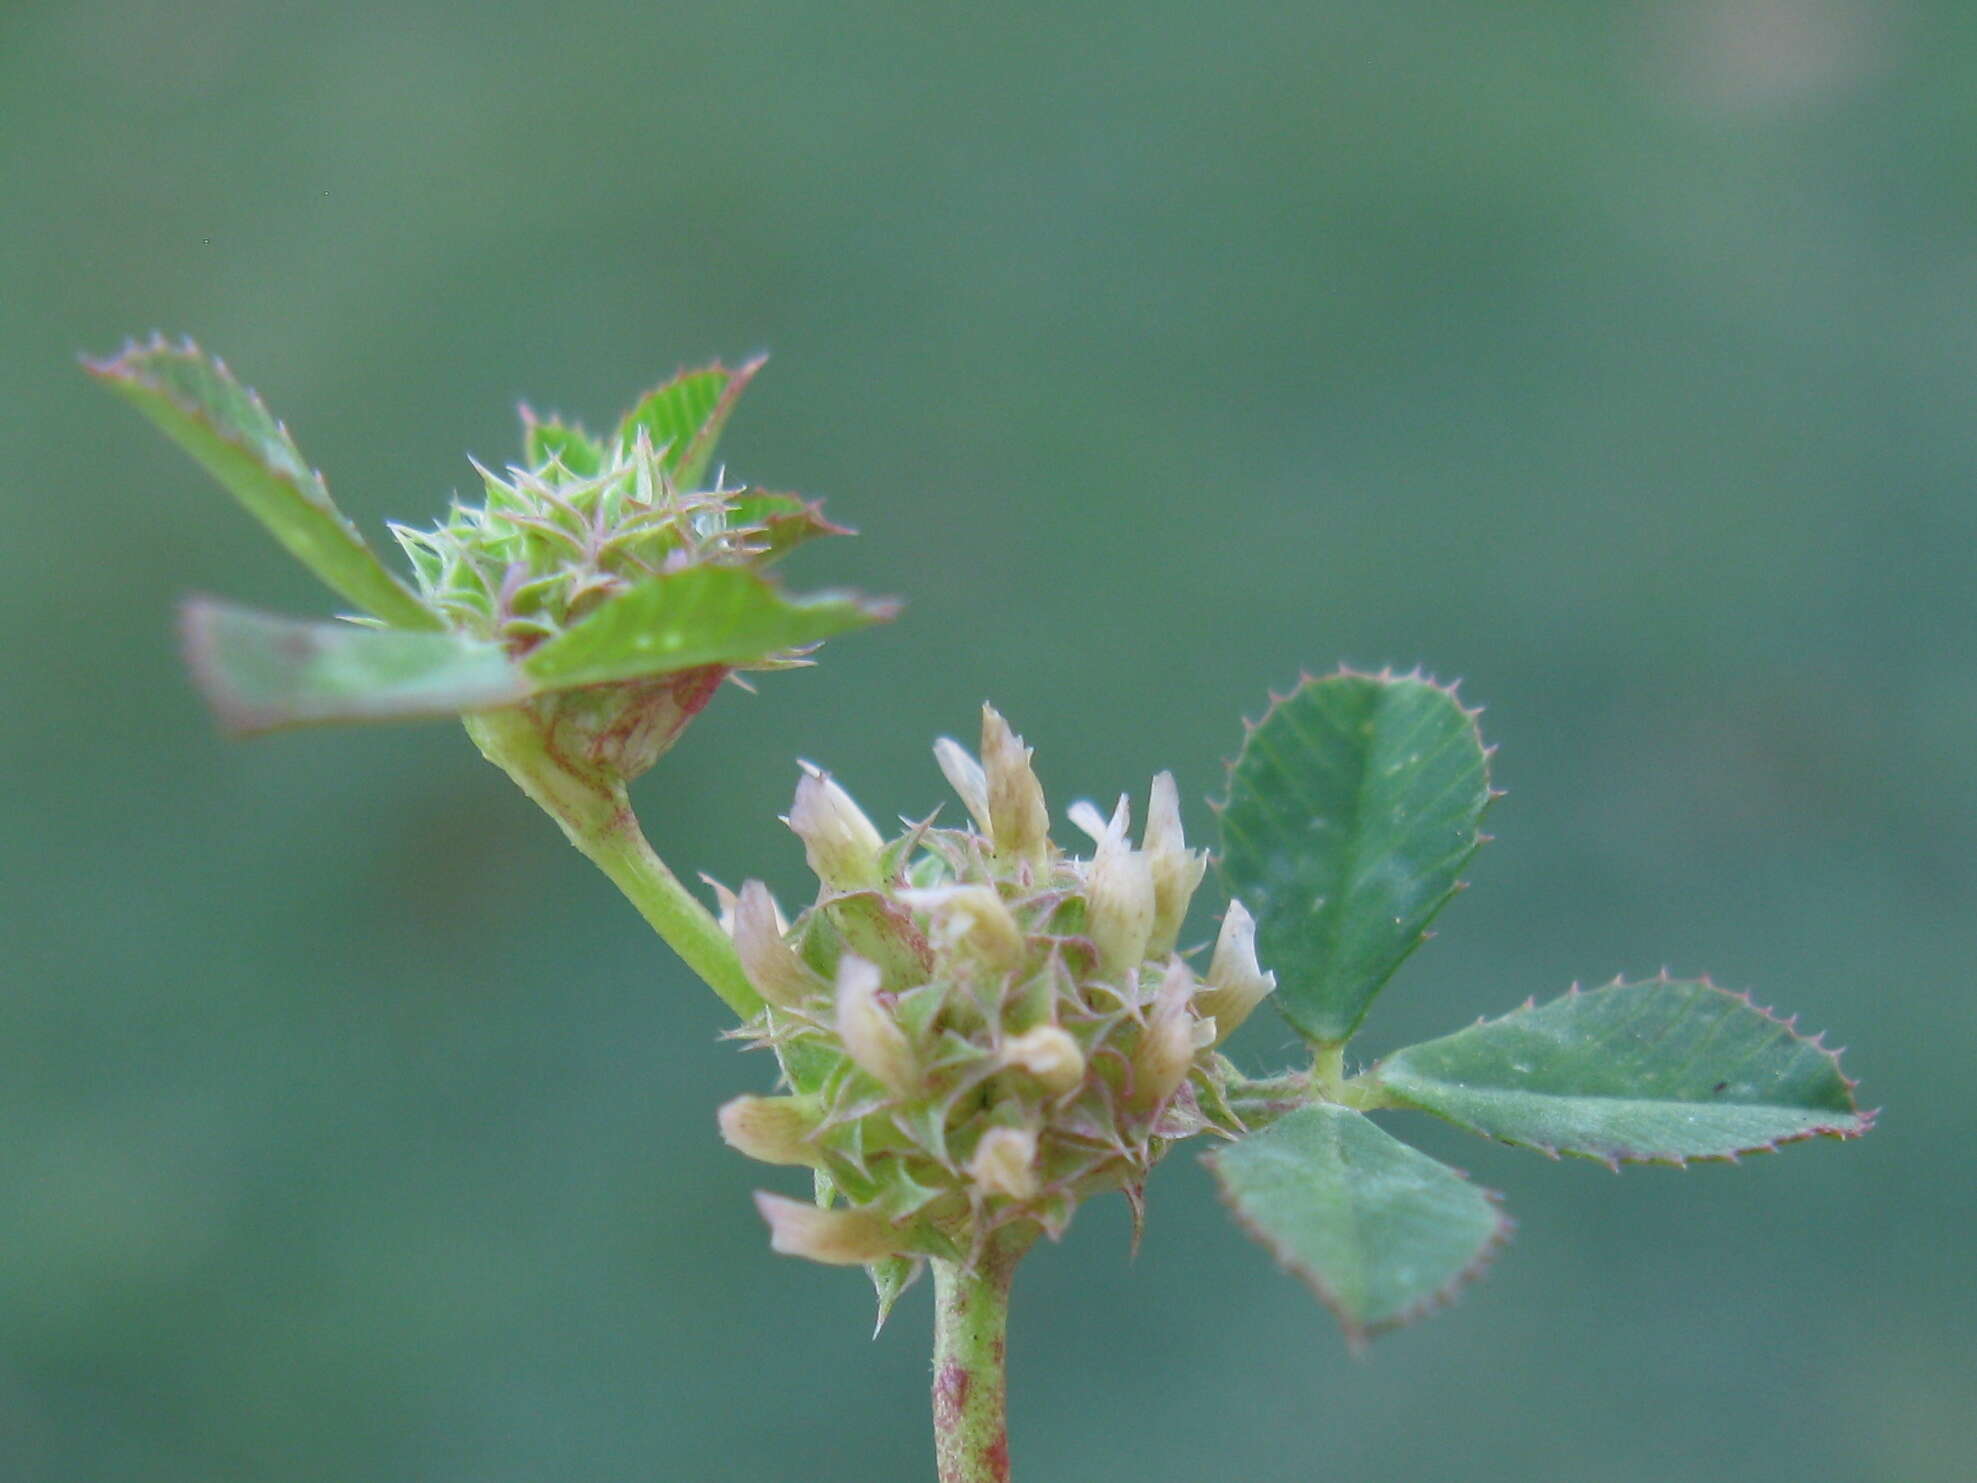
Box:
1210;664;1501;1046
85;335;439;631
1369;971;1876;1170
1204;1110;1515;1351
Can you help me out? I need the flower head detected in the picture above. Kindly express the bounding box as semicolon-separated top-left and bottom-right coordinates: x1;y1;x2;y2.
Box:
723;705;1258;1269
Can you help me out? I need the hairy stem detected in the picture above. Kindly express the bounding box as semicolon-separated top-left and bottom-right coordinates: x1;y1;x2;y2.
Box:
932;1235;1030;1483
464;708;761;1018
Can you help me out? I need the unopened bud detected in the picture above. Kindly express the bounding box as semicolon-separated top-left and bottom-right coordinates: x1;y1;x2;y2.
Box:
899;884;1025;974
1001;1024;1085;1094
718;1093;825;1166
981;705;1049;865
1132;959;1199;1109
733;879;819;1009
1085;796;1155;979
1142;771;1206;956
787;767;886;890
1197;899;1276;1043
933;737;992;834
968;1126;1040;1201
753;1191;903;1265
835;953;919;1095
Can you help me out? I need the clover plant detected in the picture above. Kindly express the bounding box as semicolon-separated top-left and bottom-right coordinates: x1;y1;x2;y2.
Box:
95;339;1872;1483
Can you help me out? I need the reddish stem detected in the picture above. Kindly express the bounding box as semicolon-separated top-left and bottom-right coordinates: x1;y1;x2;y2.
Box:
931;1234;1028;1483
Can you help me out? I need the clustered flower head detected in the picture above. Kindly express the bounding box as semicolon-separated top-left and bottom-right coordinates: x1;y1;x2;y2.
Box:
390;379;839;648
716;706;1277;1271
392;369;852;780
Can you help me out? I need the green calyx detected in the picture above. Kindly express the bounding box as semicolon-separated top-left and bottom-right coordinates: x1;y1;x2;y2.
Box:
721;706;1267;1279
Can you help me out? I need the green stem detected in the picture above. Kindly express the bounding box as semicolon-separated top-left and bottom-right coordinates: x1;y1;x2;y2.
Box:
931;1235;1029;1483
463;708;761;1019
1311;1041;1347;1100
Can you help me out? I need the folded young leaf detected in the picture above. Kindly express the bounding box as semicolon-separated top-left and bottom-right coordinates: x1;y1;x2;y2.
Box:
183;598;529;734
1217;671;1491;1046
614;358;764;491
88;339;438;632
1207;1102;1509;1348
1371;977;1871;1167
520;566;897;690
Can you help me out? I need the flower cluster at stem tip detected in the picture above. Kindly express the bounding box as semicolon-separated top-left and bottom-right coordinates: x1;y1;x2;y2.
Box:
400;382;847;782
715;706;1278;1272
391;408;821;647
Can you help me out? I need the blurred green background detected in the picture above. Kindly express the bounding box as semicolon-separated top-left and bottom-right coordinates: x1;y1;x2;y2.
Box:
4;1;1972;1479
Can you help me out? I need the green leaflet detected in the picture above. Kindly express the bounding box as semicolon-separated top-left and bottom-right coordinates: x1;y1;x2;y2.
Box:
521;409;605;476
614;358;764;491
1208;1103;1508;1346
1372;977;1872;1166
725;491;852;565
1217;672;1491;1045
182;599;529;734
88;340;438;631
521;566;898;690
